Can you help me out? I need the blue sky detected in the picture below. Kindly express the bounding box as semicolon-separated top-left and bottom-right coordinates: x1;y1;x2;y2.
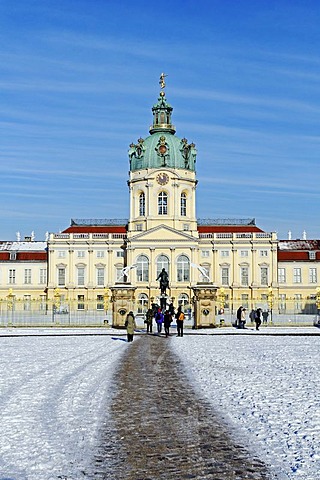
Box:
1;0;320;241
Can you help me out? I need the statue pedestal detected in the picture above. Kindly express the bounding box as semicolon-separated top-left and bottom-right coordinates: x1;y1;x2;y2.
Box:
192;283;218;328
110;283;136;328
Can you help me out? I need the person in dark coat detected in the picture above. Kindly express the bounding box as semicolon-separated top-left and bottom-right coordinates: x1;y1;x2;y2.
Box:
163;310;172;337
176;306;185;337
125;311;136;342
262;310;269;324
236;306;243;328
255;308;262;331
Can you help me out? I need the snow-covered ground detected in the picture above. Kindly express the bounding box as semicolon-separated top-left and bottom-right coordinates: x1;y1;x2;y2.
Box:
172;333;320;479
0;334;127;480
1;327;320;479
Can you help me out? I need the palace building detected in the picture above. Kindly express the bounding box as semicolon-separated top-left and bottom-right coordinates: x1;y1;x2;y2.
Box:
1;78;319;326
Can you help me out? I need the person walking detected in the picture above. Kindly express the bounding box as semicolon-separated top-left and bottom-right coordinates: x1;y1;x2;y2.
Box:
176;306;185;337
255;308;262;331
145;307;153;333
125;311;136;342
240;308;247;329
262;310;269;324
236;306;243;328
155;308;164;334
163;310;172;337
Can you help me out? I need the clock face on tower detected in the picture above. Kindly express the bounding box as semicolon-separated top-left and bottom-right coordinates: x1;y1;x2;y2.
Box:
156;172;169;185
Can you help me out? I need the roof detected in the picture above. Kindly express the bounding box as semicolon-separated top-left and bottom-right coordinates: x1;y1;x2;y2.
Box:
0;241;47;252
278;240;320;262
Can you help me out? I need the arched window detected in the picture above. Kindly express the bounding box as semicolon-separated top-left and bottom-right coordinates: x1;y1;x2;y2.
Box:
136;255;149;282
178;293;189;309
180;193;187;216
137;293;148;314
177;255;190;282
158;192;168;215
139;192;145;216
156;255;169;278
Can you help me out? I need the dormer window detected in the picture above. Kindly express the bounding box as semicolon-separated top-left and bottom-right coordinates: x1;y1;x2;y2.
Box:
10;251;17;261
309;251;316;260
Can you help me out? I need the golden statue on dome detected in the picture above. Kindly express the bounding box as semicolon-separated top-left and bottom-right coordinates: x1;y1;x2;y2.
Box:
159;72;167;90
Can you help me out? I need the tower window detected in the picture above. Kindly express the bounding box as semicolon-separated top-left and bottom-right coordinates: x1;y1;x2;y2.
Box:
139;192;145;216
136;255;149;282
158;192;168;215
177;255;190;282
181;193;187;216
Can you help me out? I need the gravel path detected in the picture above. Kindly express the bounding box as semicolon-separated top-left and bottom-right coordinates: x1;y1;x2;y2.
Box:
94;335;272;479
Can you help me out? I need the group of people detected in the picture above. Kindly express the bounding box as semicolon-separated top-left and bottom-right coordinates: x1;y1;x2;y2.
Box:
236;306;269;330
150;304;185;337
125;303;185;342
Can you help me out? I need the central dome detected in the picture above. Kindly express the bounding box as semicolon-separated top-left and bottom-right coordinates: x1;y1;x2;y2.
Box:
128;92;197;172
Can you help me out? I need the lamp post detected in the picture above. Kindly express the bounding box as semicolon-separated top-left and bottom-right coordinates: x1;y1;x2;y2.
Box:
53;288;61;323
218;287;226;326
7;288;14;326
267;287;274;324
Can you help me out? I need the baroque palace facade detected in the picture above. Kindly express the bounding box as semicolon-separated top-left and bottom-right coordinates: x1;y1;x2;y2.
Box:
1;80;320;324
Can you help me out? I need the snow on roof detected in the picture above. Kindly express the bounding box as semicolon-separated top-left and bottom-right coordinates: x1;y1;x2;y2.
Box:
0;241;47;252
278;240;320;250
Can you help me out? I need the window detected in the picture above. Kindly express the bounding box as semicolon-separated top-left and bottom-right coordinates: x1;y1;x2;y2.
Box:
158;192;168;215
96;295;104;310
177;255;190;282
9;269;16;284
294;294;302;312
77;251;85;258
180;193;187;216
279;294;286;313
260;250;268;257
240;267;249;286
58;251;66;258
58;268;66;286
240;250;249;257
309;251;316;260
183;224;189;231
10;252;17;261
136;224;143;231
221;267;229;286
241;294;249;309
260;267;268;286
178;293;189;309
156;255;169;278
24;269;32;284
116;267;123;281
39;295;47;311
77;267;85;286
278;268;286;283
78;295;85;310
139;192;145;216
201;250;210;258
39;268;47;284
97;251;105;258
97;268;105;286
136;255;149;282
23;295;31;311
116;250;124;258
220;250;230;257
137;293;148;314
309;268;317;283
293;268;302;283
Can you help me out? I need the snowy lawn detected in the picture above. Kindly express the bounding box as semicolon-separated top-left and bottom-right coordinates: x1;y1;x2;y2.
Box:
172;334;320;480
0;335;128;480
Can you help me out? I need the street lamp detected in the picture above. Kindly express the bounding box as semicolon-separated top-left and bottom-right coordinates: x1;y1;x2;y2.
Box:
267;287;274;324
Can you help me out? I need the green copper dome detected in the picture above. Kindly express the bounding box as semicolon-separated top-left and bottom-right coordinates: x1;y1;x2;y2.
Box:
128;90;197;172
